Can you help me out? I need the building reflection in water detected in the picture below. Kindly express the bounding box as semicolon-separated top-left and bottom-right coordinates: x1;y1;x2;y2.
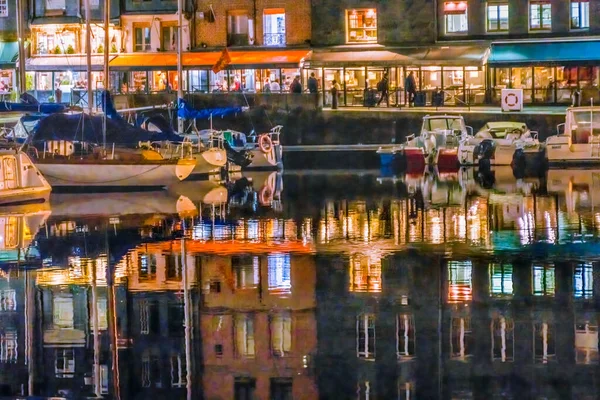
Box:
0;169;599;398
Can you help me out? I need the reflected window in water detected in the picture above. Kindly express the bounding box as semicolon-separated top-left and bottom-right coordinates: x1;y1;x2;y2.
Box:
534;321;556;363
139;300;160;335
270;378;293;400
357;313;375;359
138;253;157;281
490;263;513;298
168;302;185;336
574;263;594;299
53;293;74;329
491;314;514;362
448;261;472;303
268;253;291;295
357;381;371;400
234;314;256;358
93;296;108;332
575;318;599;365
93;364;109;394
165;254;182;282
450;316;472;361
271;312;292;357
233;256;259;290
396;313;415;361
55;349;75;378
397;381;414;400
0;289;16;311
141;352;161;388
349;254;382;293
170;353;187;388
235;377;256;400
0;330;17;363
532;264;555;297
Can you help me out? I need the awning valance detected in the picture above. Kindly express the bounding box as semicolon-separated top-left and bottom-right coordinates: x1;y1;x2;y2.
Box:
488;40;600;67
25;55;111;71
304;45;488;68
0;42;18;69
109;49;310;70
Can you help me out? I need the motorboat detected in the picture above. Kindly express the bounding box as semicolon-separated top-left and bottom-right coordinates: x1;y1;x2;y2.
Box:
546;106;600;166
458;121;543;166
378;115;472;172
0;149;51;206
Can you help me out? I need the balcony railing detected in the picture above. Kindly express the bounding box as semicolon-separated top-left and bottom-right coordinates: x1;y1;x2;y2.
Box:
263;33;286;46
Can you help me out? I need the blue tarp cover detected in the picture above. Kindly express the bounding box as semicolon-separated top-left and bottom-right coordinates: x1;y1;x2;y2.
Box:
177;98;243;120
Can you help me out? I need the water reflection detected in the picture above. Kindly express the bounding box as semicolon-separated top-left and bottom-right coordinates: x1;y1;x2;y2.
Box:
0;168;599;399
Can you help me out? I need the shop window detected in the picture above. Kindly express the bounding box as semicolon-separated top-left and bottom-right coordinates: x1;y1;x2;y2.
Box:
268;253;291;295
533;264;555;296
234;314;255;358
396;313;415;360
55;349;75;378
346;9;377;44
134;25;151;52
533;321;555;363
0;0;8;17
263;9;286;46
487;3;508;32
574;262;593;299
444;2;468;34
450;316;472;360
270;312;292;357
490;263;513;297
233;256;259;289
356;313;375;359
491;314;514;362
529;1;551;31
571;1;589;30
53;293;74;329
227;11;249;46
161;23;178;51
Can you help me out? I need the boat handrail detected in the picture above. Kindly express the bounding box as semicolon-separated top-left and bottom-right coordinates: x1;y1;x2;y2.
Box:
269;125;283;145
406;133;415;142
557;122;566;135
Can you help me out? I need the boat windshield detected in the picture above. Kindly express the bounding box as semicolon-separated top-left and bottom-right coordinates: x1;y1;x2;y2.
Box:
570;110;600;144
425;118;464;132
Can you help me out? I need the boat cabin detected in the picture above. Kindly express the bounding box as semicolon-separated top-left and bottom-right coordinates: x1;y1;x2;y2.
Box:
475;122;530;140
558;107;600;145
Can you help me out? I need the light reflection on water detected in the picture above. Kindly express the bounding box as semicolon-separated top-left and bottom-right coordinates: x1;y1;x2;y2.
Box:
0;168;599;399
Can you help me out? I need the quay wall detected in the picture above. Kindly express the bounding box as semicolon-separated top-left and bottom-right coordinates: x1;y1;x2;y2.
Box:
116;93;566;146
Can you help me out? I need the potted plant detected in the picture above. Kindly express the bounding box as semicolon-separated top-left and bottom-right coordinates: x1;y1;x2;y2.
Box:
97;44;104;53
53;45;62;54
110;43;118;53
66;44;75;54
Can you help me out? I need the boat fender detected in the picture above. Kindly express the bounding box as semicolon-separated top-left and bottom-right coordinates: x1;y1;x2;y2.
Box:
259;134;273;153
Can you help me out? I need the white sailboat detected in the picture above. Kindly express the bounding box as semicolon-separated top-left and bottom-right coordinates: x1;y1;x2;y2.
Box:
26;0;195;188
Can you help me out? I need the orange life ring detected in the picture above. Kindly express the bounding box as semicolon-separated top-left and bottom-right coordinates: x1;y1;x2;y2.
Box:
259;134;273;153
259;185;273;205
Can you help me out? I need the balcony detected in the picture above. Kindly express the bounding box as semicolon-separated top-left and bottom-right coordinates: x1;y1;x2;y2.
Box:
263;33;286;47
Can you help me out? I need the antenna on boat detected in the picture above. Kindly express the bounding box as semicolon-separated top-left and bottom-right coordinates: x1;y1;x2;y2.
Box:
176;0;184;133
103;0;110;150
84;0;92;116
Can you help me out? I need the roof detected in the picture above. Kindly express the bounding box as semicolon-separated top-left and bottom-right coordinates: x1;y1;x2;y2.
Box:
488;40;600;66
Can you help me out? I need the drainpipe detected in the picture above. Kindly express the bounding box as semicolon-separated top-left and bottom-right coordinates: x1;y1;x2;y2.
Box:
252;0;257;45
433;0;438;44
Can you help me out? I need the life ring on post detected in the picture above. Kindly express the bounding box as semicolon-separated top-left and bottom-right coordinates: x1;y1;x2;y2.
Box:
258;134;273;153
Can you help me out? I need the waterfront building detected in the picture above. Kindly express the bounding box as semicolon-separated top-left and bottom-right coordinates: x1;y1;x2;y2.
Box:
0;0;19;99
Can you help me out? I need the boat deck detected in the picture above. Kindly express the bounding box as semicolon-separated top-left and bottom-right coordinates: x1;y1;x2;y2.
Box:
284;144;394;152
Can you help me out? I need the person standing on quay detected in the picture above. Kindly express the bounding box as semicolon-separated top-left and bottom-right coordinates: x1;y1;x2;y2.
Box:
405;71;417;107
376;72;389;107
331;80;341;109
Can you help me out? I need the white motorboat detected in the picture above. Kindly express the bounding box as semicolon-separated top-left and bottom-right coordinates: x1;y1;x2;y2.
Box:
458;121;543;166
546;106;600;166
378;115;472;172
0;149;51;206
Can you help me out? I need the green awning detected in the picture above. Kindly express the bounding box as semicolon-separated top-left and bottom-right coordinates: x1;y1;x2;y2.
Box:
0;42;18;69
488;40;600;67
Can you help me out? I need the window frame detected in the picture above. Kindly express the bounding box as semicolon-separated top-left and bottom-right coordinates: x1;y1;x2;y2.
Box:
486;2;509;33
529;1;552;31
0;0;8;17
263;8;286;47
444;2;469;34
356;313;376;359
133;24;151;53
570;0;590;30
345;8;378;44
161;22;178;52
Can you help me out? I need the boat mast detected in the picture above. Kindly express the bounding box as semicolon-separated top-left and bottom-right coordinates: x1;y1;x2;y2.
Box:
176;0;184;133
84;0;92;115
15;0;26;96
103;0;110;149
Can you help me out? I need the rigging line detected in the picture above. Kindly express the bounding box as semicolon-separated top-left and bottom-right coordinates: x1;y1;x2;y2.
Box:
241;90;256;133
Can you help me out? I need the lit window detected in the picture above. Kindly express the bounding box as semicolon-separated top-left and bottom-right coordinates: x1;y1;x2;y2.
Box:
346;9;378;44
270;312;292;357
357;313;375;359
491;315;514;362
444;2;468;34
0;0;8;17
487;3;509;32
574;263;593;299
55;349;75;378
170;353;187;388
450;316;472;360
53;293;74;329
267;253;291;295
234;314;255;358
571;1;589;29
533;321;555;363
0;330;17;363
0;289;16;311
575;319;598;364
448;261;472;303
263;9;286;46
134;25;151;52
396;314;415;360
533;264;555;296
490;263;513;297
530;1;551;30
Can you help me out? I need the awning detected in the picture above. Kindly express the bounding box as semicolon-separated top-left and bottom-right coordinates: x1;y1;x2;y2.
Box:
109;49;309;70
488;40;600;67
26;55;111;71
304;45;488;68
0;42;17;69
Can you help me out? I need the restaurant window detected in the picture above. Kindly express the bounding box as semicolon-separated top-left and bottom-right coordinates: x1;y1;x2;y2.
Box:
533;264;555;296
55;349;75;378
53;293;74;329
270;312;292;357
529;1;551;30
450;316;472;360
575;317;598;364
357;313;375;359
233;256;259;290
444;2;468;34
534;66;555;103
161;22;178;51
263;9;285;46
574;263;593;299
491;314;514;362
234;314;255;358
490;263;513;297
346;9;377;44
227;11;249;46
0;0;8;17
487;3;508;32
134;25;151;52
268;253;291;295
571;1;589;30
189;70;208;93
534;321;555;363
210;70;228;92
397;313;415;360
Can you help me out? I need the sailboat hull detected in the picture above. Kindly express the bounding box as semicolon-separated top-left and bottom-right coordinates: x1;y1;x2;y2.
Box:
36;161;195;187
243;145;283;170
192;148;227;175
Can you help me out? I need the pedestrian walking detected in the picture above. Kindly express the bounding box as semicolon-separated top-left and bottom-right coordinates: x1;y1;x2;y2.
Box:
405;71;417;107
376;72;389;107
